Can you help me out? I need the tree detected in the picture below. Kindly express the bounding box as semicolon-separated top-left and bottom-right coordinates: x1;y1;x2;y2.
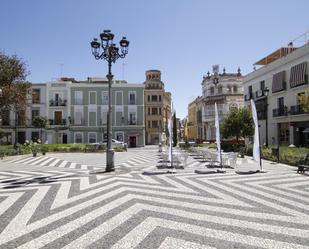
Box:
221;107;254;142
299;90;309;112
0;51;31;146
32;116;48;142
173;112;177;147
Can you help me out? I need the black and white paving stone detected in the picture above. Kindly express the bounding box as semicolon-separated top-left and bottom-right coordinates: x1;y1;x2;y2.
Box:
0;146;308;249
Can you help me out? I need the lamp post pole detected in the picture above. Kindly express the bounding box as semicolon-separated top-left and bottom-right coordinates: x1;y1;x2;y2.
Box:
264;87;269;147
91;30;129;172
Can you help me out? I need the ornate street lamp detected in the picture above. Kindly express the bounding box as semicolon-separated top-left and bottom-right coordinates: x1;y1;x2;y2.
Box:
90;30;129;172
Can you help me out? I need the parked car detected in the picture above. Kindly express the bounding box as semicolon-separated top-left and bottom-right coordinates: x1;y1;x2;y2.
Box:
101;139;127;149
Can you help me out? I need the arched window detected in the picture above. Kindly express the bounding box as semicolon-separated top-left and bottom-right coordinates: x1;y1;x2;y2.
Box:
210;87;214;95
227;85;232;93
233;85;238;93
218;85;223;94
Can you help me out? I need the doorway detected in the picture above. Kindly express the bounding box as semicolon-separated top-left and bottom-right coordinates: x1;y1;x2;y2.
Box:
129;136;137;148
63;134;68;144
54;111;62;125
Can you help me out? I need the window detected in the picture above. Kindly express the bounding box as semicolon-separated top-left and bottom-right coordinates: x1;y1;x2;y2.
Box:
101;111;107;125
89;112;96;126
116;91;123;105
152;107;158;115
88;133;97;143
227;85;232;93
128;112;136;125
151;95;158;102
75;133;83;143
129;92;136;105
74;111;83;125
233;85;238;93
260;80;265;90
116;132;124;142
218;85;222;94
279;123;289;145
89;91;96;105
159;108;161;115
159;95;162;102
248;85;253;98
148;108;150;115
147;95;150;101
102;91;108;105
272;71;286;93
32;109;40;119
290;62;307;88
210;87;214;95
32;89;40;104
278;97;284;108
152;120;158;128
148;120;151;128
75;91;83;105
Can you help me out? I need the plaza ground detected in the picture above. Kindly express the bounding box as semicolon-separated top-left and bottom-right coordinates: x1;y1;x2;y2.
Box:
0;146;308;249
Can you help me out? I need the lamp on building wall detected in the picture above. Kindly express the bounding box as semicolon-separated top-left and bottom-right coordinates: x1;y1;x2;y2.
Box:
90;30;129;172
264;87;270;147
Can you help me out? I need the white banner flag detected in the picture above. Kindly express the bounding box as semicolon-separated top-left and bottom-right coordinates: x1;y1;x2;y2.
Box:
215;103;221;164
251;99;261;165
168;101;173;162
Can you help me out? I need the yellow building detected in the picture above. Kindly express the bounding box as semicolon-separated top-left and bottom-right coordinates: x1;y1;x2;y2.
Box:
144;70;171;145
187;96;203;141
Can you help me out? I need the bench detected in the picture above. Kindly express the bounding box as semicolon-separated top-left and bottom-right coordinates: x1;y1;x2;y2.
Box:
297;154;309;174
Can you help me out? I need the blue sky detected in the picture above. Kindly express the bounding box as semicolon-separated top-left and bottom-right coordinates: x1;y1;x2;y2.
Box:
1;0;308;118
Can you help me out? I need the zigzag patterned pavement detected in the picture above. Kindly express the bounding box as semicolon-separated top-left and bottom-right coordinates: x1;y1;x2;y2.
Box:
0;146;308;249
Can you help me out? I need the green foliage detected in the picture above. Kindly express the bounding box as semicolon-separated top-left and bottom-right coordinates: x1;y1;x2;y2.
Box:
298;90;309;112
173;112;177;147
244;144;309;166
0;51;28;86
221;107;254;141
32;116;48;129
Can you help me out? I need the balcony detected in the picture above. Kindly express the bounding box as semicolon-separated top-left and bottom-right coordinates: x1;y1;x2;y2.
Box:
290;105;308;115
49;99;67;107
272;106;288;117
49;119;67;126
128;119;137;125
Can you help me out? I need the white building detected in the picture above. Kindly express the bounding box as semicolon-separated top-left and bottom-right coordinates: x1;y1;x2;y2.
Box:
0;84;47;145
201;67;244;140
243;43;309;147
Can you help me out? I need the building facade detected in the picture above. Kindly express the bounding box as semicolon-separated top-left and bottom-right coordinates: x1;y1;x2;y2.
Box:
243;44;309;147
0;84;47;145
144;70;171;145
187;96;203;142
202;67;244;141
1;78;146;147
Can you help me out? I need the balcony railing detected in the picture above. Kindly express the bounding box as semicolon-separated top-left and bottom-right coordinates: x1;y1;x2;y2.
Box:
272;106;288;117
128;119;137;125
49;99;67;106
290;105;307;115
49;119;67;126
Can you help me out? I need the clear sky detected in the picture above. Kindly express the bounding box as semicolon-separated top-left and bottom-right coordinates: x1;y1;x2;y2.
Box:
1;0;308;118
